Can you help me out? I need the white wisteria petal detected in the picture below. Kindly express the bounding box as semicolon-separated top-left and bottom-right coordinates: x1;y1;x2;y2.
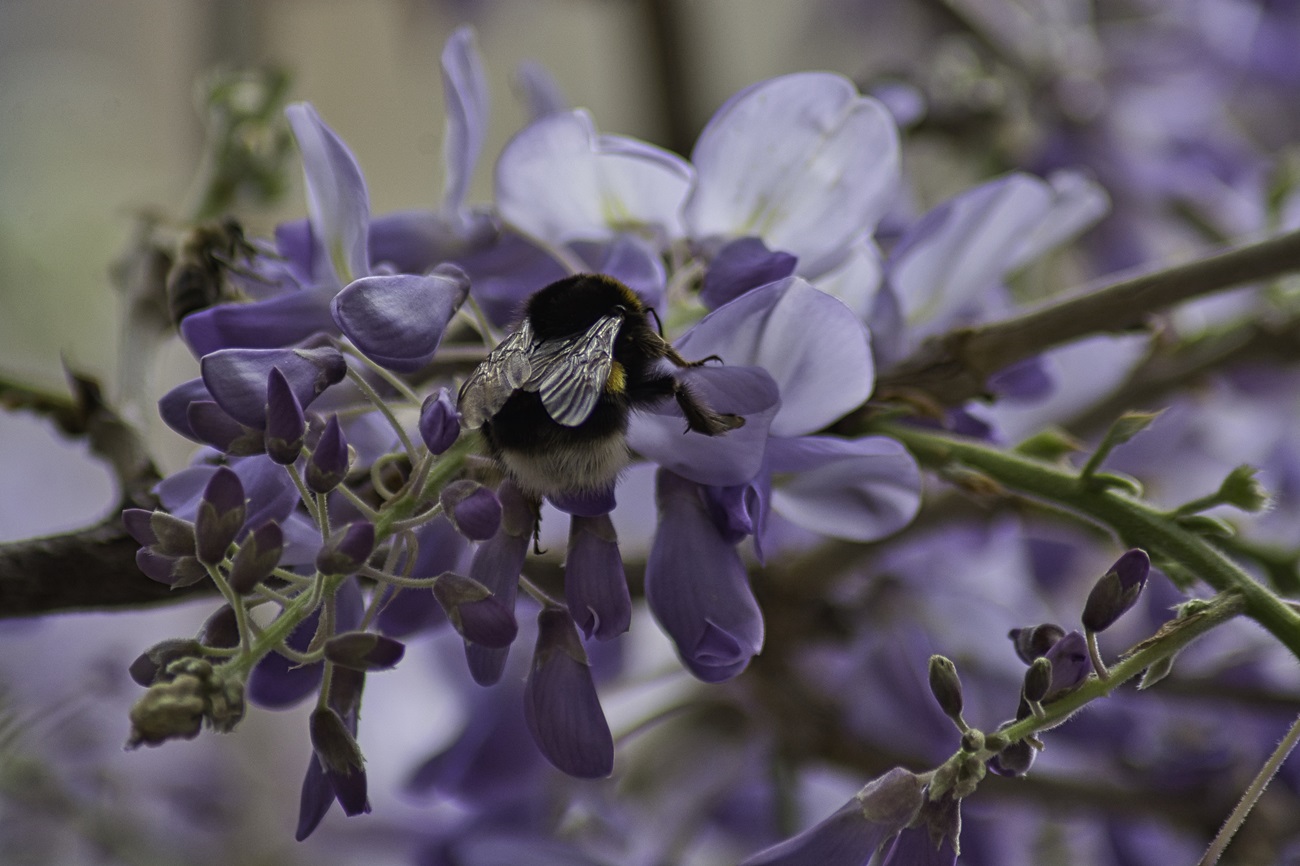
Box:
889;173;1053;329
811;238;884;321
675;277;874;437
495;110;692;247
285;103;371;287
685;72;900;275
1007;170;1111;271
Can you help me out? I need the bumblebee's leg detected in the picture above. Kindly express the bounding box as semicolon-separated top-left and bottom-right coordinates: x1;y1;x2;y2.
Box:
662;344;723;369
633;374;745;435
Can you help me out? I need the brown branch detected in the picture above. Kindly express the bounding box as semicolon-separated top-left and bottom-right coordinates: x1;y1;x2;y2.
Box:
875;228;1300;407
0;516;213;616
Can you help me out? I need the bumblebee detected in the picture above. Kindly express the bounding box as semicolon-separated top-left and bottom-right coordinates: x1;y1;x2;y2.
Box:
458;274;744;500
166;218;259;325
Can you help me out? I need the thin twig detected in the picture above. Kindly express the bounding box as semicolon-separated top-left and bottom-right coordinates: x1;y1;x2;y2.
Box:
1198;713;1300;866
875;228;1300;407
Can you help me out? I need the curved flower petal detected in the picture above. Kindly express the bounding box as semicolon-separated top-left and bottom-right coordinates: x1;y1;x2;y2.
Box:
440;25;490;213
686;72;900;276
627;365;779;486
331;266;470;372
888;173;1054;330
646;470;764;682
180;285;340;357
201;345;347;428
1006;169;1110;271
811;237;884;322
286;103;371;285
700;237;799;310
158;378;214;441
523;607;614;778
767;436;921;542
495;109;693;248
676;277;873;436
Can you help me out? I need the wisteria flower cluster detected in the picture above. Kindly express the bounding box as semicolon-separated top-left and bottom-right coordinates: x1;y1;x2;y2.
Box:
23;15;1300;866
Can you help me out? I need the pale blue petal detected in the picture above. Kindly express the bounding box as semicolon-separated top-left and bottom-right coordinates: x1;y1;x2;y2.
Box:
286;103;371;286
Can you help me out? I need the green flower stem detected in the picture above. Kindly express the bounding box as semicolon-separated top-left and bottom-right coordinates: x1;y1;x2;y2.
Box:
1199;711;1300;866
224;572;345;680
992;589;1246;746
880;423;1300;660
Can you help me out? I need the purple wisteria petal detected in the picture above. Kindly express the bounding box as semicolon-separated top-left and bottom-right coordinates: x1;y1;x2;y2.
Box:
674;277;872;436
888;173;1054;330
523;607;614;778
156;457;298;533
201;346;347;428
455;229;568;328
646;470;764;682
331;266;470;372
122;509;194;555
548;484;617;517
463;482;533;685
686;72;900;276
294;752;334;841
186;401;264;455
265;368;307;464
495;109;693;248
699;237;799;310
515;59;570;121
740;768;924;866
158;378;214;441
419;388;461;455
565;513;631;640
306;414;349;494
570;234;667;311
195;467;245;565
440;481;503;542
286;102;371;285
180;285;340;357
433;572;519;649
134;547;204;587
766;435;921;542
627;364;779;486
440;25;489;213
1044;630;1092;699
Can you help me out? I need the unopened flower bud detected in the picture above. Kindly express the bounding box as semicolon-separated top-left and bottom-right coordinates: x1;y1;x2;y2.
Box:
440;480;502;541
1218;465;1270;512
316;521;375;576
200;604;241;649
227;521;283;594
129;638;203;687
309;707;369;816
122;509;196;557
1023;657;1053;704
306;415;349;493
1082;549;1150;633
324;631;406;671
195;467;246;565
432;571;518;648
265;367;307;464
988;737;1036;777
418;387;460;455
928;655;965;727
1044;630;1092;698
1008;623;1065;664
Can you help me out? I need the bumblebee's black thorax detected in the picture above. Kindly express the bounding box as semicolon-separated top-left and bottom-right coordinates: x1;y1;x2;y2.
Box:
524;273;646;340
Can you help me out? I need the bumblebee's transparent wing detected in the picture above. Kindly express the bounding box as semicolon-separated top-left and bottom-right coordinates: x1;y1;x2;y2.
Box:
457;319;536;429
524;313;622;427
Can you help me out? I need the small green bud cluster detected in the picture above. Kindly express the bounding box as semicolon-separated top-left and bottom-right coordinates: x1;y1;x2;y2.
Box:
127;656;245;748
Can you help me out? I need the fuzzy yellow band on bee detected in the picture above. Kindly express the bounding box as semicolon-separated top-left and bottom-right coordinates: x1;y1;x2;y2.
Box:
604;360;627;395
